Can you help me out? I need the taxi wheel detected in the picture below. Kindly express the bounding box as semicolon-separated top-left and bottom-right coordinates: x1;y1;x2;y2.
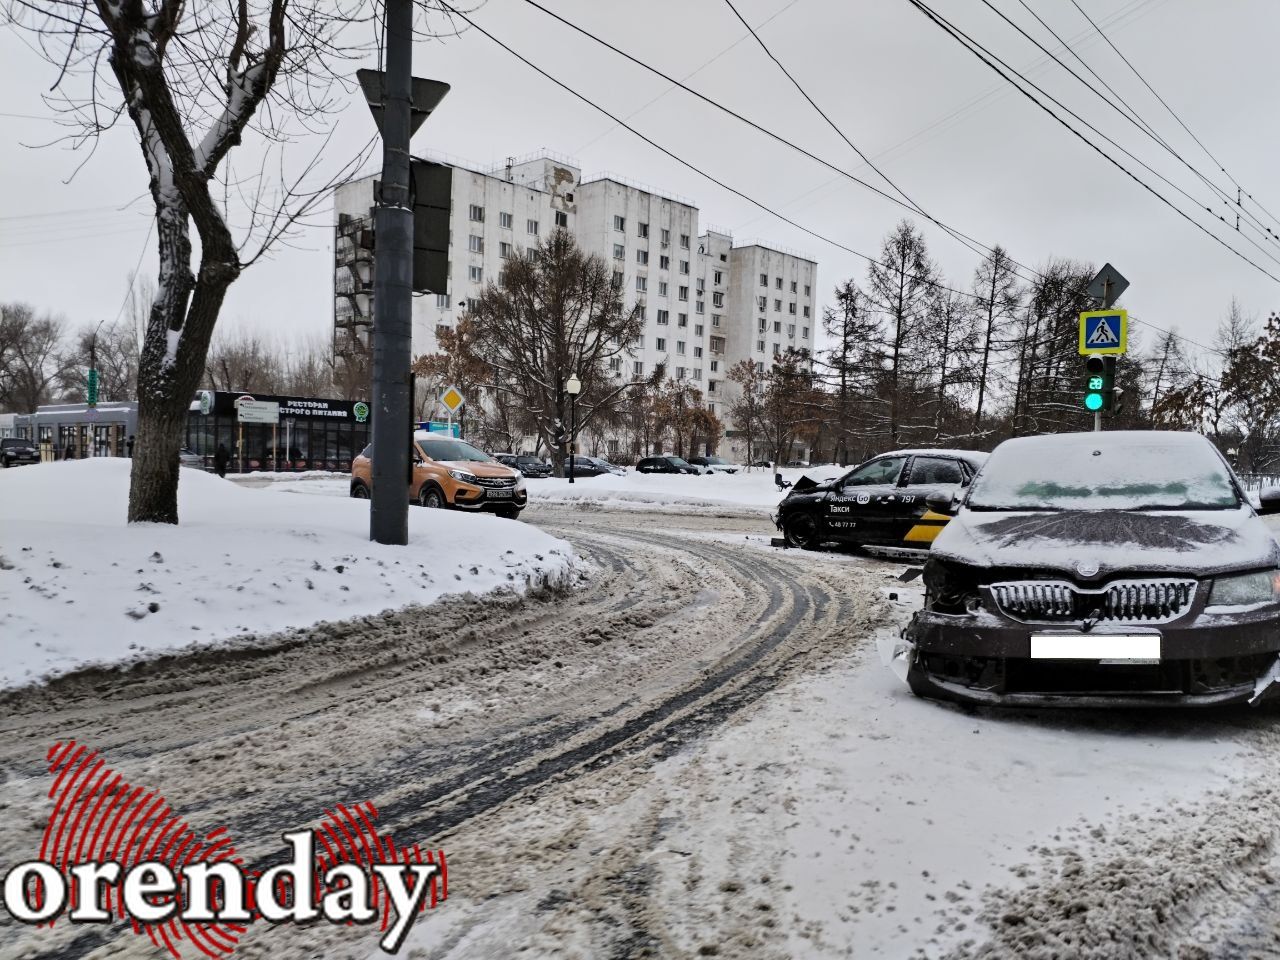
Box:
418;484;446;509
783;513;821;550
350;481;370;499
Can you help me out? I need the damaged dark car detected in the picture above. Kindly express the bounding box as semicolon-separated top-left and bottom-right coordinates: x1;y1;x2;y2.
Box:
901;431;1280;707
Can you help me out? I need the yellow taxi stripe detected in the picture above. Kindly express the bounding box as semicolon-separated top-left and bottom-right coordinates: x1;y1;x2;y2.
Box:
903;510;951;544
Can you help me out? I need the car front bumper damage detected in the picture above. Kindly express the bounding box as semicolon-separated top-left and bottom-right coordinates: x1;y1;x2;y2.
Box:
901;606;1280;707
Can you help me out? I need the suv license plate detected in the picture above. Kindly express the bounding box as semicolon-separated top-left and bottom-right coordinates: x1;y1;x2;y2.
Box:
1030;633;1160;662
487;488;513;499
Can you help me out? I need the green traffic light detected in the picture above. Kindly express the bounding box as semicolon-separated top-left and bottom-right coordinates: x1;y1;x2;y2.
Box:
1084;392;1104;411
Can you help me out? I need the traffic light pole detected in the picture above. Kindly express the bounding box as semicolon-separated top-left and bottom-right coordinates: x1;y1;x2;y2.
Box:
369;0;414;546
1095;277;1118;433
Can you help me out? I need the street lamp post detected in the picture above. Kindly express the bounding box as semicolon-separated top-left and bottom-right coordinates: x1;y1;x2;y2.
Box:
565;374;581;484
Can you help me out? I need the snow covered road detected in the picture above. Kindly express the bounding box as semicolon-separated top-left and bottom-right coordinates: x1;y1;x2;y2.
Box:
2;502;1279;959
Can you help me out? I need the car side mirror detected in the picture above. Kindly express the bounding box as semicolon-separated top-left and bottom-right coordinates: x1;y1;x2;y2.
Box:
1258;487;1280;515
925;490;958;515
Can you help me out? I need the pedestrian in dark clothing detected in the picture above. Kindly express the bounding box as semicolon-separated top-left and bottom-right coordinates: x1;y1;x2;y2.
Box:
126;435;135;459
214;443;230;479
63;442;74;461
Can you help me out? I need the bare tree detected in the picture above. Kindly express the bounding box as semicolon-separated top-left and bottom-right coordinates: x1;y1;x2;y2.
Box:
969;246;1022;433
4;0;390;521
0;303;71;412
204;328;284;394
61;318;140;402
457;230;646;476
726;358;766;467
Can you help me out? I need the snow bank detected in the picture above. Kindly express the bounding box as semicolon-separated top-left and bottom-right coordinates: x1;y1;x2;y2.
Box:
0;460;579;690
524;466;844;512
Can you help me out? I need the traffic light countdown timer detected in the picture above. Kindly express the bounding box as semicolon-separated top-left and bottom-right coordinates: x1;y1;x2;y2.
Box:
1083;355;1114;412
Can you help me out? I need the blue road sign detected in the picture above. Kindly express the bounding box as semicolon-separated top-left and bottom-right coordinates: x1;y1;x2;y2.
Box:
1078;310;1128;355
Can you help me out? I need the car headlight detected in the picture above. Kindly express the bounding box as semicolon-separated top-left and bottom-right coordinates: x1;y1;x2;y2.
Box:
449;469;479;484
1208;570;1280;608
515;477;526;493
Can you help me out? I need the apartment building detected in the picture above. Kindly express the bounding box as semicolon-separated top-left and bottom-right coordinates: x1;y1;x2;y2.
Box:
332;151;817;447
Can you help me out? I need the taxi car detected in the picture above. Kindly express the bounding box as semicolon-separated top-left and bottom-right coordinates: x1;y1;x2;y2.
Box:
774;449;988;551
900;431;1280;707
350;432;527;519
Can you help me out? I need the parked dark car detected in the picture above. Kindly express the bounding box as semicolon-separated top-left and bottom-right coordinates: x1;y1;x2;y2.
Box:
636;456;701;475
775;448;987;551
0;437;39;467
562;455;625;477
902;431;1280;708
495;453;552;478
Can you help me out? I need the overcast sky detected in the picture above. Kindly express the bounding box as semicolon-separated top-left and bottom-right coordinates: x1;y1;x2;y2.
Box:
2;0;1277;360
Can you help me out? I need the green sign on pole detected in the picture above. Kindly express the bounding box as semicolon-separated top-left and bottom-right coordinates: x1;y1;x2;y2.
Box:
87;368;99;407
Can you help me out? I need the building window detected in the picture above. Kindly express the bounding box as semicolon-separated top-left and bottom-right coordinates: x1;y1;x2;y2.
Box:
614;215;626;232
636;249;648;265
678;286;688;301
775;277;782;290
789;302;797;315
708;380;717;393
499;212;513;229
678;313;688;327
711;314;721;327
661;228;671;245
656;337;667;351
758;318;767;332
468;235;483;253
788;324;795;337
803;305;811;318
757;295;767;310
759;273;768;287
613;243;625;259
802;326;809;339
658;281;668;296
693;368;702;380
804;284;811;296
694;324;703;336
555;211;568;227
774;299;782;312
714;270;722;285
612;270;623;287
469;204;484;222
696;278;705;293
791;280;798;293
660;255;670;270
469;265;483;283
774;321;782;333
694;345;703;358
710;336;725;353
695;301;704;314
609;357;622;372
633;335;644;349
499;241;513;259
773;342;781;356
720;253;727;261
436;293;451;309
634;360;644;376
679;233;690;248
636;276;647;292
757;339;765;352
638;222;649;238
527;219;539;235
710;360;719;372
679;260;689;275
657;309;669;324
675;366;685;379
712;292;724;307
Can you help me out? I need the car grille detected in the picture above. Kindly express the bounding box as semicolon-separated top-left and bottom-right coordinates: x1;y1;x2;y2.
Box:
474;476;517;489
989;578;1197;624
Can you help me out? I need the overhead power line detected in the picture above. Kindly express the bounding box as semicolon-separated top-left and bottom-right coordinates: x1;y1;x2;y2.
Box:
905;0;1280;285
514;0;1046;284
719;0;1045;283
978;0;1280;254
1063;0;1280;239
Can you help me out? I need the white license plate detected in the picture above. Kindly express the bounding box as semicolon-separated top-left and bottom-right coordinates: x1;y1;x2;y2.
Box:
487;488;513;499
1030;633;1160;662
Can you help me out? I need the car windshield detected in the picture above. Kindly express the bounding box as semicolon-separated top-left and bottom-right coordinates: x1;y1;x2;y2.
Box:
516;457;542;465
702;456;729;465
668;457;692;468
968;433;1240;511
418;438;494;463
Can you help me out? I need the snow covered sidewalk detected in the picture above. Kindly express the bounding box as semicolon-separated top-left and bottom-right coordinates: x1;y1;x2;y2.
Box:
0;460;580;690
524;466;843;513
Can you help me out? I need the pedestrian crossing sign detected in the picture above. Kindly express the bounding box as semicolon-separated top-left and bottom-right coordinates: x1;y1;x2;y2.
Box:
1078;310;1128;355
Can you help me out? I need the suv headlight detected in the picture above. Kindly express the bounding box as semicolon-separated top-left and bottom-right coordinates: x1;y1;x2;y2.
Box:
1208;570;1280;608
449;469;479;485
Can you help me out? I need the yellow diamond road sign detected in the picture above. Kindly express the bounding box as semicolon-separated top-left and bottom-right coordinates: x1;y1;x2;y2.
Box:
439;385;465;413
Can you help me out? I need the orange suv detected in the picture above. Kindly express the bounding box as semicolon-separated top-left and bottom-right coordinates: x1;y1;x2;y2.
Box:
350;432;528;519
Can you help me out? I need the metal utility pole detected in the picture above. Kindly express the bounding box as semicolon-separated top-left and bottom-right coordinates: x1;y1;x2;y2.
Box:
369;0;414;546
